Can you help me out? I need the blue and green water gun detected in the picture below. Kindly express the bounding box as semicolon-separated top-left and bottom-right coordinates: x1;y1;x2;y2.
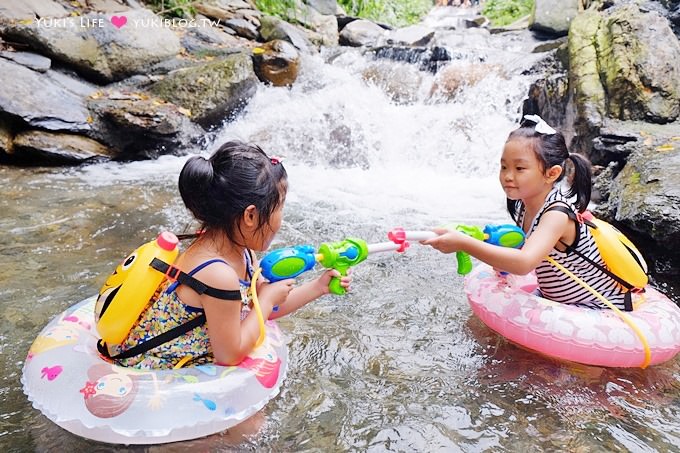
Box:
387;224;525;274
260;238;405;295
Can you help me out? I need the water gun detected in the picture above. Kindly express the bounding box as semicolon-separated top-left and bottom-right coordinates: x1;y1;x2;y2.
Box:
387;224;525;275
260;237;406;295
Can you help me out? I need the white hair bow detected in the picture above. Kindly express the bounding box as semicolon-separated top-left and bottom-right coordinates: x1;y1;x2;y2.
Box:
523;114;556;135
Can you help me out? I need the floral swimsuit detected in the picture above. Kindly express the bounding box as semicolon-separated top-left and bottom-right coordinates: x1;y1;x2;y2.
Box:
113;252;254;370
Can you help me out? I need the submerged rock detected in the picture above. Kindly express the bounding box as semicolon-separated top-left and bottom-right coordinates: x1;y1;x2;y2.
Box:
10;130;114;165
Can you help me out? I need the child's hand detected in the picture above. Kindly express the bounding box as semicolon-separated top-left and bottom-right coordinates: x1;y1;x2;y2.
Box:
420;227;466;254
316;269;352;294
257;279;295;310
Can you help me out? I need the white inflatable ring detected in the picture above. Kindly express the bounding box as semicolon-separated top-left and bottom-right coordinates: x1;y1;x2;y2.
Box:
465;264;680;368
22;296;288;444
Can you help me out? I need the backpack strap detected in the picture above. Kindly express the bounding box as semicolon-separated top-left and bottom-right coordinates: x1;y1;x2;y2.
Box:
543;203;583;252
150;258;242;301
97;313;206;360
98;259;243;360
544;205;634;312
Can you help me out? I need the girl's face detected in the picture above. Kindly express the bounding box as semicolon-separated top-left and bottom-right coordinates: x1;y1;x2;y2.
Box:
258;202;284;251
499;138;551;201
95;373;133;397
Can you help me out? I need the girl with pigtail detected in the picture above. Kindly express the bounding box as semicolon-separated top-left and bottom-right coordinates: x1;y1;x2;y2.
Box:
423;115;630;310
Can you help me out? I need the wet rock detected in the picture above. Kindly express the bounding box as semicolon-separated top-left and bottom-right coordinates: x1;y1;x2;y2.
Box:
224;17;258;40
274;0;338;46
362;62;423;104
569;5;680;129
384;25;434;47
259;15;315;54
590;123;640;168
0;58;91;133
522;71;573;144
10;130;114;165
86;0;129;13
596;123;680;273
368;46;452;73
339;19;386;47
150;52;258;129
179;18;247;59
599;5;680;123
430;62;505;100
307;0;338;16
0;119;11;155
0;50;51;72
0;0;68;21
252;40;300;87
1;9;181;83
194;1;263;39
88;94;201;158
530;0;579;37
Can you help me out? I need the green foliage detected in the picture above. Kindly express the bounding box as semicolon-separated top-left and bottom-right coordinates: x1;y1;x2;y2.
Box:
254;0;298;18
255;0;433;27
142;0;197;18
481;0;534;27
339;0;434;27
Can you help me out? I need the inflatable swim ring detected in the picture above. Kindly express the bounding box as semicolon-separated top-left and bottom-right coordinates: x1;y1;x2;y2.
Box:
465;264;680;368
22;296;288;445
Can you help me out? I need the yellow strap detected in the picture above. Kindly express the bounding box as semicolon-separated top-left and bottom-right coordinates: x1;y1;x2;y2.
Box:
250;267;266;348
173;355;193;369
545;256;651;368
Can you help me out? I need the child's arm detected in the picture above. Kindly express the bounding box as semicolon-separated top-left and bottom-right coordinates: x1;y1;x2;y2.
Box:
195;263;293;365
269;269;351;319
423;211;571;275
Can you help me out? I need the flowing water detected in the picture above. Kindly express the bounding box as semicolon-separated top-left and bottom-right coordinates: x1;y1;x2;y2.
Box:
2;8;680;452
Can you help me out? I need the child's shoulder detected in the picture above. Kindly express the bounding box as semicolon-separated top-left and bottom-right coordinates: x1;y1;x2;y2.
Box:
179;252;240;290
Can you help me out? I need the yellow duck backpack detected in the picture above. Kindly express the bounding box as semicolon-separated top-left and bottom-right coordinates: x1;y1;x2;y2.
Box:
95;232;241;359
546;206;649;311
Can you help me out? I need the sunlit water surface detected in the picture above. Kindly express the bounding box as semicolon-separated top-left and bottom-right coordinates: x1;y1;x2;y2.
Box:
2;10;680;452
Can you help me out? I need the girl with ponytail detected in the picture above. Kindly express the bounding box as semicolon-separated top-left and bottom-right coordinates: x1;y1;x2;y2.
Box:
423;115;630;310
113;141;351;369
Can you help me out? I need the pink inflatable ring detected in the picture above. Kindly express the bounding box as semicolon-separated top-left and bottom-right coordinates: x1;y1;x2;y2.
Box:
465;264;680;368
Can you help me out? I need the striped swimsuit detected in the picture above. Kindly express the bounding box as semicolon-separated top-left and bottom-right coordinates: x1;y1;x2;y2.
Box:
518;188;627;310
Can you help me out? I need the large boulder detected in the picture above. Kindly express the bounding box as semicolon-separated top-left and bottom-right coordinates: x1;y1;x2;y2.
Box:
596;122;680;275
88;93;201;159
0;58;93;133
1;9;180;83
150;52;258;129
569;4;680;129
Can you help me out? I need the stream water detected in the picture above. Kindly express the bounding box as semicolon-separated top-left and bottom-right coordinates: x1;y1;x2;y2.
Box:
2;8;680;452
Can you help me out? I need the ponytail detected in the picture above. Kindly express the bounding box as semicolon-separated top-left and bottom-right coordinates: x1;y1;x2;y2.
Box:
178;156;214;224
565;153;592;213
177;141;288;245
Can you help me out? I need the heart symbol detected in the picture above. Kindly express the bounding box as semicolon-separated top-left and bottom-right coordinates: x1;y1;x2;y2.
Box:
111;15;127;29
